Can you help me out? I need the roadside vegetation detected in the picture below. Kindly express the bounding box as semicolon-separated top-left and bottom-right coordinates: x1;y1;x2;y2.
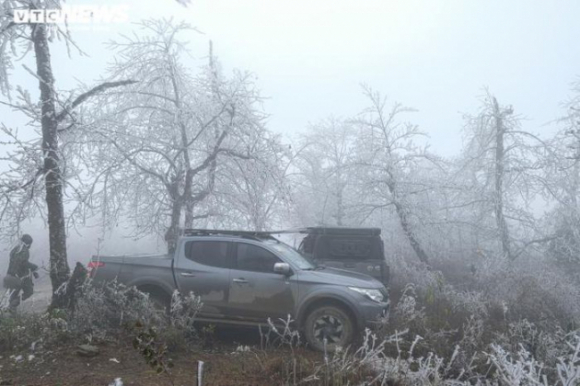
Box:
1;251;579;385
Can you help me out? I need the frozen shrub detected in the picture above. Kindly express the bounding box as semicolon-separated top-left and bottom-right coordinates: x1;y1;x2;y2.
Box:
300;329;386;385
473;254;580;325
395;284;425;322
0;278;202;353
293;331;579;386
487;343;550;386
485;335;580;386
169;290;202;327
555;335;580;386
162;290;203;349
390;283;427;334
70;279;164;340
259;315;301;351
0;310;69;352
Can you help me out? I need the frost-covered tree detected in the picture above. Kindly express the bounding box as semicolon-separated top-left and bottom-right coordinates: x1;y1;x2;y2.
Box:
543;87;580;264
293;118;359;226
353;86;438;264
216;132;295;231
79;20;266;252
0;0;133;305
456;92;548;261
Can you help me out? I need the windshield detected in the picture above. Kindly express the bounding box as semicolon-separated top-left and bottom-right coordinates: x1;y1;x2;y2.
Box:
264;240;316;270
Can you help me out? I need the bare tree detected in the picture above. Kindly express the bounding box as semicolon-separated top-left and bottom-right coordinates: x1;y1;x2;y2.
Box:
293;118;359;226
79;20;265;251
457;92;548;261
542;88;580;264
0;0;133;305
216;132;296;231
354;86;436;264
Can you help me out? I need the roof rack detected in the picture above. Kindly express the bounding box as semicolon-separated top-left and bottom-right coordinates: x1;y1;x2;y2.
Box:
182;229;276;240
182;227;381;239
268;227;381;236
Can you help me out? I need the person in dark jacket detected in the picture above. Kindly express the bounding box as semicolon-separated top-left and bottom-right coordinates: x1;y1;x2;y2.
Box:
4;234;38;310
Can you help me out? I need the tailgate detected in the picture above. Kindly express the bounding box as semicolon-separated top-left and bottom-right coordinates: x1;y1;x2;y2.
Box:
88;255;125;281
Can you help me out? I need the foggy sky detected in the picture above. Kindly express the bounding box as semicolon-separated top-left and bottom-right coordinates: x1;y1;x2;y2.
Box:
2;0;579;154
1;0;579;264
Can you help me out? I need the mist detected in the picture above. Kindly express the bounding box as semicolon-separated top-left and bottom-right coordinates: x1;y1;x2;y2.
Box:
1;1;580;385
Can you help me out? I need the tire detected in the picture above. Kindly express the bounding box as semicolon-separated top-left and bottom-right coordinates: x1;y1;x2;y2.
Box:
148;292;170;315
304;305;355;352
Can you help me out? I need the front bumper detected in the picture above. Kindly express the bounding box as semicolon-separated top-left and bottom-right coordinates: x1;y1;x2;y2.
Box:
358;299;390;329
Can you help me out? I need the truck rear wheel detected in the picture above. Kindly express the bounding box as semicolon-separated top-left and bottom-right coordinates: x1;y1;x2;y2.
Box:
304;305;354;352
146;292;170;315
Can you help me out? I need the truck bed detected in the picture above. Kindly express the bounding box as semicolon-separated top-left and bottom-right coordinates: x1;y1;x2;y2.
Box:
90;254;175;290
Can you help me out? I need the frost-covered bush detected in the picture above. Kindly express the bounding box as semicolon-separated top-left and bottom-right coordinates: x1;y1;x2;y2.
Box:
259;315;301;351
0;309;69;352
162;290;203;350
0;279;203;353
487;334;580;386
69;279;165;340
292;330;580;386
169;289;202;331
384;242;580;373
70;280;203;350
470;252;580;325
383;277;493;363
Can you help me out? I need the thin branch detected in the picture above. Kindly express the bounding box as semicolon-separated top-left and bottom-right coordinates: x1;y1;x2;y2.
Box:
56;80;137;122
512;236;558;260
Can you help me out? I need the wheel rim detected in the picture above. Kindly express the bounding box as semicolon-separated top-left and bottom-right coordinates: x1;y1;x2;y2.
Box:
312;314;344;345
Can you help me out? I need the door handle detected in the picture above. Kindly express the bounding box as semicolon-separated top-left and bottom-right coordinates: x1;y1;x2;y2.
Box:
233;278;248;284
180;272;196;277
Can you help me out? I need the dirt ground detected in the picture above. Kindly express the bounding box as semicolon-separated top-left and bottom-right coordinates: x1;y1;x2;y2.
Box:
0;325;324;386
0;279;326;386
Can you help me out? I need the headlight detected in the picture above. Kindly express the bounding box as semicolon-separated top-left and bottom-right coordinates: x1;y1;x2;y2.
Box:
348;287;384;303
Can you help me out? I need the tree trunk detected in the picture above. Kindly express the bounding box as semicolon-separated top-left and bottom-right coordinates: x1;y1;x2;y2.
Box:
32;24;70;305
570;131;580;210
184;199;194;229
335;173;344;226
492;97;512;260
165;182;183;254
48;262;88;314
387;179;430;264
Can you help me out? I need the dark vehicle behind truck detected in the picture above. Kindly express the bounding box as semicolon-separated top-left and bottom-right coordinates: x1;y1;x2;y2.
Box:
281;227;389;285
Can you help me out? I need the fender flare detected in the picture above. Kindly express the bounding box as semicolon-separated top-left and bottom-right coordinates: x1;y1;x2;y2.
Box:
296;290;362;330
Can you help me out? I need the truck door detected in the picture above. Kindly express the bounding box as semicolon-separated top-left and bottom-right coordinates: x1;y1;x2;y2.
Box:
227;242;297;324
174;240;232;319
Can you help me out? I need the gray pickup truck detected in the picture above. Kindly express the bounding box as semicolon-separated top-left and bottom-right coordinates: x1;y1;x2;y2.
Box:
89;229;389;350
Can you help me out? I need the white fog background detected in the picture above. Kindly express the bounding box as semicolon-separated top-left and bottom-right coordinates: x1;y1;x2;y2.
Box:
1;0;579;274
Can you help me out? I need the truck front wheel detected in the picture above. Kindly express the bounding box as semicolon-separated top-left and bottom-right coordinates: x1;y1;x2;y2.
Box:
304;305;355;352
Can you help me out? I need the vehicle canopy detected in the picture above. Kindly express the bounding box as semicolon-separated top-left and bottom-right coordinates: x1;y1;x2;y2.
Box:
270;227;389;284
294;227;384;261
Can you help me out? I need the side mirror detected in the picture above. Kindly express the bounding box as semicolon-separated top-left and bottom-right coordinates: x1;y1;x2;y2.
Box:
273;262;291;276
